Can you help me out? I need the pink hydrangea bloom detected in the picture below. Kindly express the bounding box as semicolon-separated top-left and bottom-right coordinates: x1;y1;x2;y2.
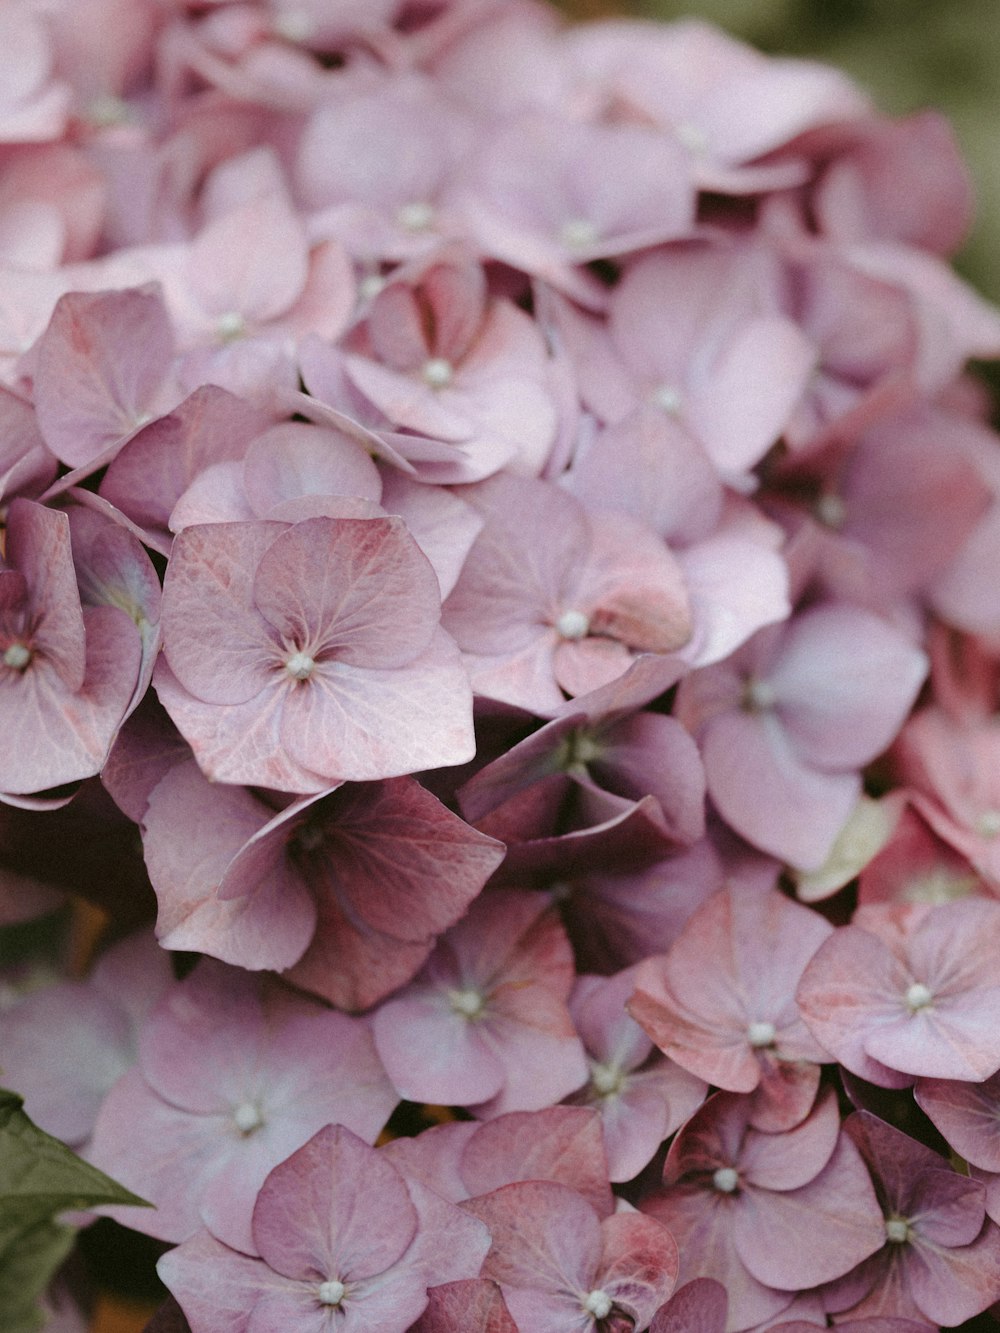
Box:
156;514;475;790
158;1123;490;1333
372;889;589;1116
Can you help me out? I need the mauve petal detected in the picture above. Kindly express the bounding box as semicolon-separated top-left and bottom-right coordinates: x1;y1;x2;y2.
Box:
100;385;271;542
733;1134;885;1289
906;1217;1000;1326
89;1068;230;1243
142;761;316;969
0;981;132;1146
242;423;381;516
152;656;328;793
398;1175;492;1286
253;1125;417;1281
597;1211;679;1322
158;1231;300;1332
0;603;140;794
374;992;506;1106
592;712;706;845
32;286;174;468
702;708;861;870
642;1183;793;1331
739;1089;840;1192
278;627;474;781
649;1278;728;1333
412;1279;517;1333
169;461;257;531
7;498;86;690
161;522;282;706
466;1180;602;1295
915;1073;1000;1172
766;607;928;771
379;471;482;600
909;1169;985;1247
686;316;816;474
187;195;308;327
252;516;440;667
460;1107;613;1219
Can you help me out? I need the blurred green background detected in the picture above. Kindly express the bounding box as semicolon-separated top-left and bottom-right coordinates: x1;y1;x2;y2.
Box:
559;0;1000;306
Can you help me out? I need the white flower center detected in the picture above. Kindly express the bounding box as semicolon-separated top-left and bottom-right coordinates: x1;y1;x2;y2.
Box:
676;121;709;155
712;1167;739;1194
317;1279;346;1306
747;1020;777;1049
397;201;437;233
448;986;485;1019
590;1061;625;1098
977;809;1000;839
650;383;683;414
885;1217;910;1244
560;217;600;250
358;273;386;302
3;643;31;670
742;677;776;712
216;311;247;341
556;609;590;640
87;93;130;127
285;650;316;681
233;1101;264;1134
815;493;847;529
273;9;314;42
421;357;454;389
905;981;934;1012
583;1290;613;1320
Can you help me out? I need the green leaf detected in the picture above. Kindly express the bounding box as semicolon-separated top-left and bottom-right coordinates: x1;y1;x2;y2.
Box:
0;1088;150;1253
0;1090;151;1330
0;1219;75;1333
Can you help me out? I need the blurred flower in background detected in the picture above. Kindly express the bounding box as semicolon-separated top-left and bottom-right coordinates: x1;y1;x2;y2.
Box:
560;0;1000;309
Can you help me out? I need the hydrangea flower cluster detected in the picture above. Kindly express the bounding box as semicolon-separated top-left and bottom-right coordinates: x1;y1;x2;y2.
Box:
4;1;1000;1330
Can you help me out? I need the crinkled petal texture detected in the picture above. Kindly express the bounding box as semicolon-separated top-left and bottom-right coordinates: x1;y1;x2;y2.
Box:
0;499;141;794
796;899;1000;1082
147;1123;490;1333
464;1179;678;1332
158;515;474;789
829;1112;1000;1326
629;888;832;1117
372;890;588;1115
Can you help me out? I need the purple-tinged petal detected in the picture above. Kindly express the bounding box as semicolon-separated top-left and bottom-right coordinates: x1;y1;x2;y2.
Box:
649;1279;728;1333
465;1180;602;1296
252;1125;416;1282
915;1072;1000;1172
251;515;440;668
460;1107;613;1220
6;498;86;690
597;1211;679;1323
412;1280;517;1333
32;286;175;467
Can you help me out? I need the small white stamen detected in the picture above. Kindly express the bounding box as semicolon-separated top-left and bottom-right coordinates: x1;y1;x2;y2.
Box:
396;201;437;233
747;1020;776;1049
556;609;590;640
216;311;246;341
285;651;316;681
358;273;386;302
560;217;600;250
676;121;709;155
273;9;314;42
87;94;130;127
815;493;847;529
713;1166;739;1194
650;383;683;415
885;1217;910;1244
742;677;776;712
583;1290;613;1320
233;1102;264;1134
3;643;31;670
317;1279;345;1306
905;981;934;1012
590;1061;625;1098
977;810;1000;839
448;986;485;1019
421;357;454;389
